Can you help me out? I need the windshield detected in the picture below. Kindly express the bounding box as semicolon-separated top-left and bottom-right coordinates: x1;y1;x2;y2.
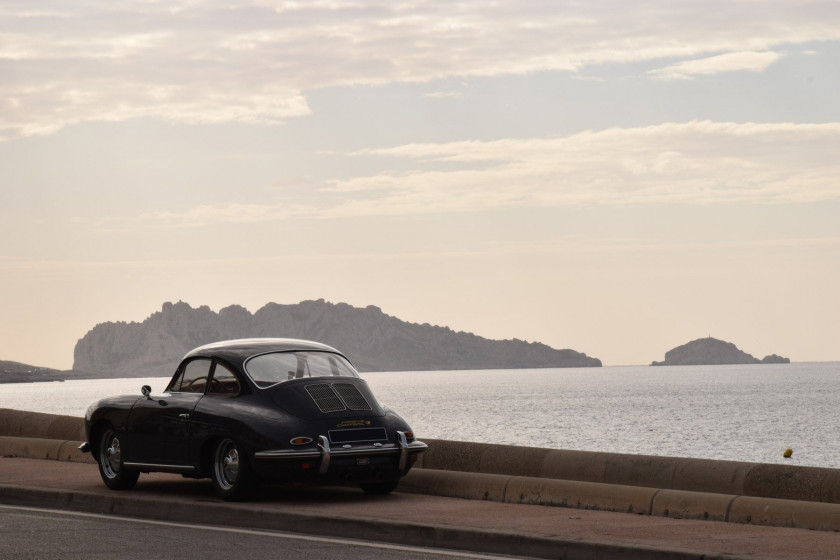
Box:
244;351;360;388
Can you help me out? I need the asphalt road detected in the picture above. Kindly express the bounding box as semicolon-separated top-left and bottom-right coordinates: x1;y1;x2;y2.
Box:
0;505;525;560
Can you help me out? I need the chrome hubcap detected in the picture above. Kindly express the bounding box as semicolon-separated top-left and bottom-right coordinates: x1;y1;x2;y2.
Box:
223;448;239;481
215;441;240;490
101;433;121;478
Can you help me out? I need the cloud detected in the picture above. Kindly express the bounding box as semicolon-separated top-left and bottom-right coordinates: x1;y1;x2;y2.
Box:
131;202;308;229
423;91;464;99
5;235;840;274
1;1;840;137
494;235;840;255
118;121;840;227
649;51;783;80
337;121;840;212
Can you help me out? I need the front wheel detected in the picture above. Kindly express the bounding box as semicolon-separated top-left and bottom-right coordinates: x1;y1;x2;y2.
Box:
97;428;139;490
211;438;256;501
360;480;399;495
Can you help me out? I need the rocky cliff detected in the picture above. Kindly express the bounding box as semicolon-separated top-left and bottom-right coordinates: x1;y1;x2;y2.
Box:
73;300;602;377
651;337;790;366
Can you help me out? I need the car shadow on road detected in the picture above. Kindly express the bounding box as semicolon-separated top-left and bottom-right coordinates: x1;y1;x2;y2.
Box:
133;475;407;506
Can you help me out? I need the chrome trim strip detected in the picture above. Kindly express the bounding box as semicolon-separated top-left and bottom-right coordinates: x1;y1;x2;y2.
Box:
397;431;408;474
78;442;90;453
254;440;428;460
254;450;322;459
317;435;331;474
123;462;195;472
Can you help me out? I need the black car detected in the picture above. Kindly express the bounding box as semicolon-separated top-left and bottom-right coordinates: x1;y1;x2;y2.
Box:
80;338;427;500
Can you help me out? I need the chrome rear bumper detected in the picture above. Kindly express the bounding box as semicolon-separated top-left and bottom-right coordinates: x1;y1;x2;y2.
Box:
254;431;427;474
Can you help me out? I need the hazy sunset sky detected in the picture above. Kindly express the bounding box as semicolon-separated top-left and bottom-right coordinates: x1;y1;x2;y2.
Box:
2;1;839;369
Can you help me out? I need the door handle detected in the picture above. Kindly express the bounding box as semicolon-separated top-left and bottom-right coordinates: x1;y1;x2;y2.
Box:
178;413;190;420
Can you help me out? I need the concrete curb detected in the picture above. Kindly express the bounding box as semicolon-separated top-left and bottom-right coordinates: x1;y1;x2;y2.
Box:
0;483;739;560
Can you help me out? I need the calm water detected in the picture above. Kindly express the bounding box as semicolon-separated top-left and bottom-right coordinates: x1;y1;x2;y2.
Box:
2;362;838;468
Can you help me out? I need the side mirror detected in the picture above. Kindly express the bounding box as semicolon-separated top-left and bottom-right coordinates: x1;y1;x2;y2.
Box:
141;385;152;399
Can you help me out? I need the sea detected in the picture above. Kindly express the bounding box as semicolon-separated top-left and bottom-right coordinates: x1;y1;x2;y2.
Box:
2;362;838;468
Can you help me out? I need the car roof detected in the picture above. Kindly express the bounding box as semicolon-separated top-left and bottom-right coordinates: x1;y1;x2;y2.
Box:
184;338;345;364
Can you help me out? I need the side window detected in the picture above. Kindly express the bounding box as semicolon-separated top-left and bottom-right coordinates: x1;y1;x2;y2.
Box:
177;359;212;394
167;369;184;392
208;362;240;396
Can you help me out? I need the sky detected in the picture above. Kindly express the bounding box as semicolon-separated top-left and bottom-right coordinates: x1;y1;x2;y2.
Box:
1;0;839;369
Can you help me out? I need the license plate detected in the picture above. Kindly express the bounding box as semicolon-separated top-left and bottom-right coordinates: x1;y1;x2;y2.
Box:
356;457;370;466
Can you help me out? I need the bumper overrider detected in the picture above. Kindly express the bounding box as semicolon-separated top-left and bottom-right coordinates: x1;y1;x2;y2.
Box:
254;431;427;475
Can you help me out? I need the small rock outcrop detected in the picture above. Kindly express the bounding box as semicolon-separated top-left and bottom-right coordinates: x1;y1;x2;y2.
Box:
761;354;791;364
73;300;602;377
651;337;789;366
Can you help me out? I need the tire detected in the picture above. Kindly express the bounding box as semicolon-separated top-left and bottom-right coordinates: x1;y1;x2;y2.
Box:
211;438;256;501
360;480;399;495
97;428;140;490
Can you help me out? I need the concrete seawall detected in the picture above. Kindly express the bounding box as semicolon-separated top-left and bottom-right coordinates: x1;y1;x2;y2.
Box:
0;408;86;441
3;407;840;532
419;438;840;504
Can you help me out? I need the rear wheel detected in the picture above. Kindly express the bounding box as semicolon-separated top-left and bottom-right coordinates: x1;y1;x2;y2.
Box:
211;438;256;501
97;428;139;490
360;480;399;495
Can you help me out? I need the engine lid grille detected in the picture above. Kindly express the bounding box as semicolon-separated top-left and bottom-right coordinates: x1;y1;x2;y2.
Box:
332;383;372;411
305;383;346;413
304;382;373;413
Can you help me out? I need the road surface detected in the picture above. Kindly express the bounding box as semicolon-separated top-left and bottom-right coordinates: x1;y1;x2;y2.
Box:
0;504;524;560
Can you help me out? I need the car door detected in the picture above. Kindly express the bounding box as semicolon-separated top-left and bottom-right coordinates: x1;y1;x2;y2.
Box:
190;361;244;445
126;358;210;466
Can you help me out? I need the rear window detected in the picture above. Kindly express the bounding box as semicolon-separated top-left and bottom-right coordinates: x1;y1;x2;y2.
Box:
245;351;359;389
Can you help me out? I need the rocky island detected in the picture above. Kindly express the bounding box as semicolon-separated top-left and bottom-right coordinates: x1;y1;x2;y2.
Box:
0;360;127;384
71;299;601;377
651;337;790;366
0;360;62;383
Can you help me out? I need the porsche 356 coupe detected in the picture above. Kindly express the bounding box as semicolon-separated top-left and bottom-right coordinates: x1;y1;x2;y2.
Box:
80;338;427;500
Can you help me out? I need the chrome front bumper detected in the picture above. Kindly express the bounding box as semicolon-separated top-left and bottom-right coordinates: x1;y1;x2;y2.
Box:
254;431;427;474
